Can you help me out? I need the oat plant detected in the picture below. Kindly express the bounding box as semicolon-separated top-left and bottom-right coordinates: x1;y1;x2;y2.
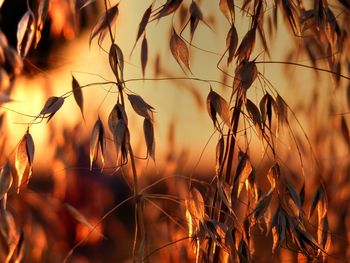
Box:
1;0;350;262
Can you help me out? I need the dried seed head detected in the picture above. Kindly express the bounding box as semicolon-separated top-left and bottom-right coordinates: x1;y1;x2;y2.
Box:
127;94;154;121
0;162;12;200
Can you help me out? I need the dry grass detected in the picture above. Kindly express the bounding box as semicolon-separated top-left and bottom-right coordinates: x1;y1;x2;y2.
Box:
0;0;350;262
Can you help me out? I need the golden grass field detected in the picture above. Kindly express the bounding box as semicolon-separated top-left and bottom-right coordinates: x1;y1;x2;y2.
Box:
1;0;350;262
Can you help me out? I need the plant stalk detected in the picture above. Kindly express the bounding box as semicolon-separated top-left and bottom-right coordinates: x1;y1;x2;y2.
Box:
212;89;243;262
103;0;145;258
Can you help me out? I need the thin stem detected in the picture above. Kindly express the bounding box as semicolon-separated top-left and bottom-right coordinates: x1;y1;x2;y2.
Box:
117;81;144;262
63;196;134;263
0;106;40;118
104;0;114;43
145;198;187;233
255;60;350;81
224;89;243;184
140;236;191;262
102;0;144;260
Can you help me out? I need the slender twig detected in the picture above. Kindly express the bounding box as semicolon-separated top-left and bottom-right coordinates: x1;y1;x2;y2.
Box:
140;236;192;262
255;60;350;81
145;198;187;232
63;196;134;263
104;0;114;43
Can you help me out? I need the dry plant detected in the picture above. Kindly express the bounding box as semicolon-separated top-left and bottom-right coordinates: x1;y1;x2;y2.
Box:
0;0;350;262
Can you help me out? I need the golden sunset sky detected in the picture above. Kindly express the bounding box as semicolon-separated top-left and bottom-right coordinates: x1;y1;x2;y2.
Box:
5;0;325;172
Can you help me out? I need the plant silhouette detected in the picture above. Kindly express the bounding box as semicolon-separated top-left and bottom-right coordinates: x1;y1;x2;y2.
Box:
0;0;350;262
